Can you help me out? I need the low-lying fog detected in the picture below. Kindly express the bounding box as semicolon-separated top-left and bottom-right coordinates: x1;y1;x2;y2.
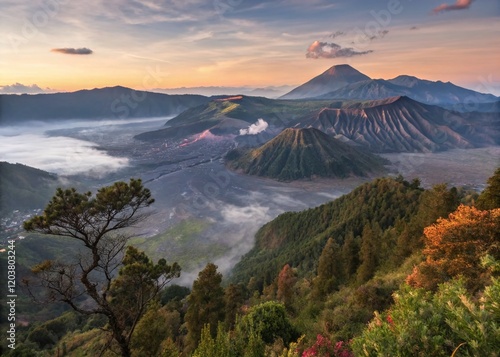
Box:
2;117;499;283
0;117;169;177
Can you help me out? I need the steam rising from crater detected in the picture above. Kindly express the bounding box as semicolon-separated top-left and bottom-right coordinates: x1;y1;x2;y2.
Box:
239;119;269;135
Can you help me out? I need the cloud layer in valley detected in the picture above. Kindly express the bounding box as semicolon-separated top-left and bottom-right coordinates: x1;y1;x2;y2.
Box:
51;47;93;55
306;41;373;59
0;123;128;177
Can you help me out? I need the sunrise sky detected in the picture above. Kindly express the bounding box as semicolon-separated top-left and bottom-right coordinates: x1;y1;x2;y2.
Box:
1;0;499;94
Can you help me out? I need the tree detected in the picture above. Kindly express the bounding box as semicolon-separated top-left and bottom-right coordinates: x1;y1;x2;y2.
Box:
224;283;246;330
130;301;170;356
192;324;231;357
407;205;500;291
277;264;297;308
341;231;359;280
477;167;500;210
313;238;343;298
414;183;460;229
238;301;299;346
23;179;181;357
356;224;379;284
185;263;225;352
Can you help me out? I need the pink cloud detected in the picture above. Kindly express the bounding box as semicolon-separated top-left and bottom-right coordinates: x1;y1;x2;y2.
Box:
306;41;373;59
433;0;472;13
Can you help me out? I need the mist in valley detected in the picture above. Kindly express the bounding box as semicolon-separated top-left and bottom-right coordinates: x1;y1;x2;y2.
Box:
2;116;499;283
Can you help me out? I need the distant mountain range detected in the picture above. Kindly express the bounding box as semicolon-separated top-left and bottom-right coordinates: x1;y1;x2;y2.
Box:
225;127;386;181
152;85;296;98
0;86;209;124
281;64;498;106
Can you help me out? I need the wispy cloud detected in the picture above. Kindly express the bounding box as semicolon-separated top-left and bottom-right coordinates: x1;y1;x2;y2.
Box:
0;83;52;94
306;41;373;59
51;47;93;55
433;0;473;13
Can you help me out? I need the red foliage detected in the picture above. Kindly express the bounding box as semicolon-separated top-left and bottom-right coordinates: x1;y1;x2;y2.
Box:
301;335;353;357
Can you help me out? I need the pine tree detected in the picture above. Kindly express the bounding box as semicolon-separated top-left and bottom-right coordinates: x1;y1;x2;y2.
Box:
185;263;225;352
356;224;378;284
341;231;359;280
224;284;246;329
23;179;180;357
313;238;343;298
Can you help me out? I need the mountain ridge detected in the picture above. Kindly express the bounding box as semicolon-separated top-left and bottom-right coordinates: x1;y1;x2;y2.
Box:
292;96;500;152
0;86;209;123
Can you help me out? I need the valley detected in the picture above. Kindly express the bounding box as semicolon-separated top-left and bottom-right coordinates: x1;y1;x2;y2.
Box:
1;63;499;356
4;113;496;281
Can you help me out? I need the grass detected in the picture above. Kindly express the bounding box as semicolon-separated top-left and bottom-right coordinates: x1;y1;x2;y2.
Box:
129;218;230;271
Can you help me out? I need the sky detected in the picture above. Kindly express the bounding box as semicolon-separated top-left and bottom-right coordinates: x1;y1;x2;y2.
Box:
1;0;499;95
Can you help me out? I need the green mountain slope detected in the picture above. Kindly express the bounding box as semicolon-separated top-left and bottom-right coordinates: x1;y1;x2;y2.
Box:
135;95;333;140
228;177;423;287
226;128;387;181
0;162;59;213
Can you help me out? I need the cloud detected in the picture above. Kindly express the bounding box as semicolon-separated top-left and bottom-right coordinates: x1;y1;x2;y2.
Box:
369;30;389;41
51;47;93;55
0;123;128;177
239;118;269;135
306;41;373;59
328;31;345;39
433;0;472;13
0;83;51;94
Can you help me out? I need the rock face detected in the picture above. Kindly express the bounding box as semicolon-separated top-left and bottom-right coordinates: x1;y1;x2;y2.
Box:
292;96;500;153
226;127;387;181
280;64;371;99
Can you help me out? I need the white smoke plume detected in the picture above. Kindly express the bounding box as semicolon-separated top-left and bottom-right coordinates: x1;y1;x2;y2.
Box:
239;118;269;135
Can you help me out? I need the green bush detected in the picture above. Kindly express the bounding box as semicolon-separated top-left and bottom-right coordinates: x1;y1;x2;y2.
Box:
352;277;500;356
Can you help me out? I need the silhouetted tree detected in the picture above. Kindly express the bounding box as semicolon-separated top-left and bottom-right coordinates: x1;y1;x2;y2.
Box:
24;179;181;357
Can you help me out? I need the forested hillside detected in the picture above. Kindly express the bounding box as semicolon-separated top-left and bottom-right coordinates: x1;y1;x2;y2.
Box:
4;169;499;356
229;176;425;287
0;162;59;214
